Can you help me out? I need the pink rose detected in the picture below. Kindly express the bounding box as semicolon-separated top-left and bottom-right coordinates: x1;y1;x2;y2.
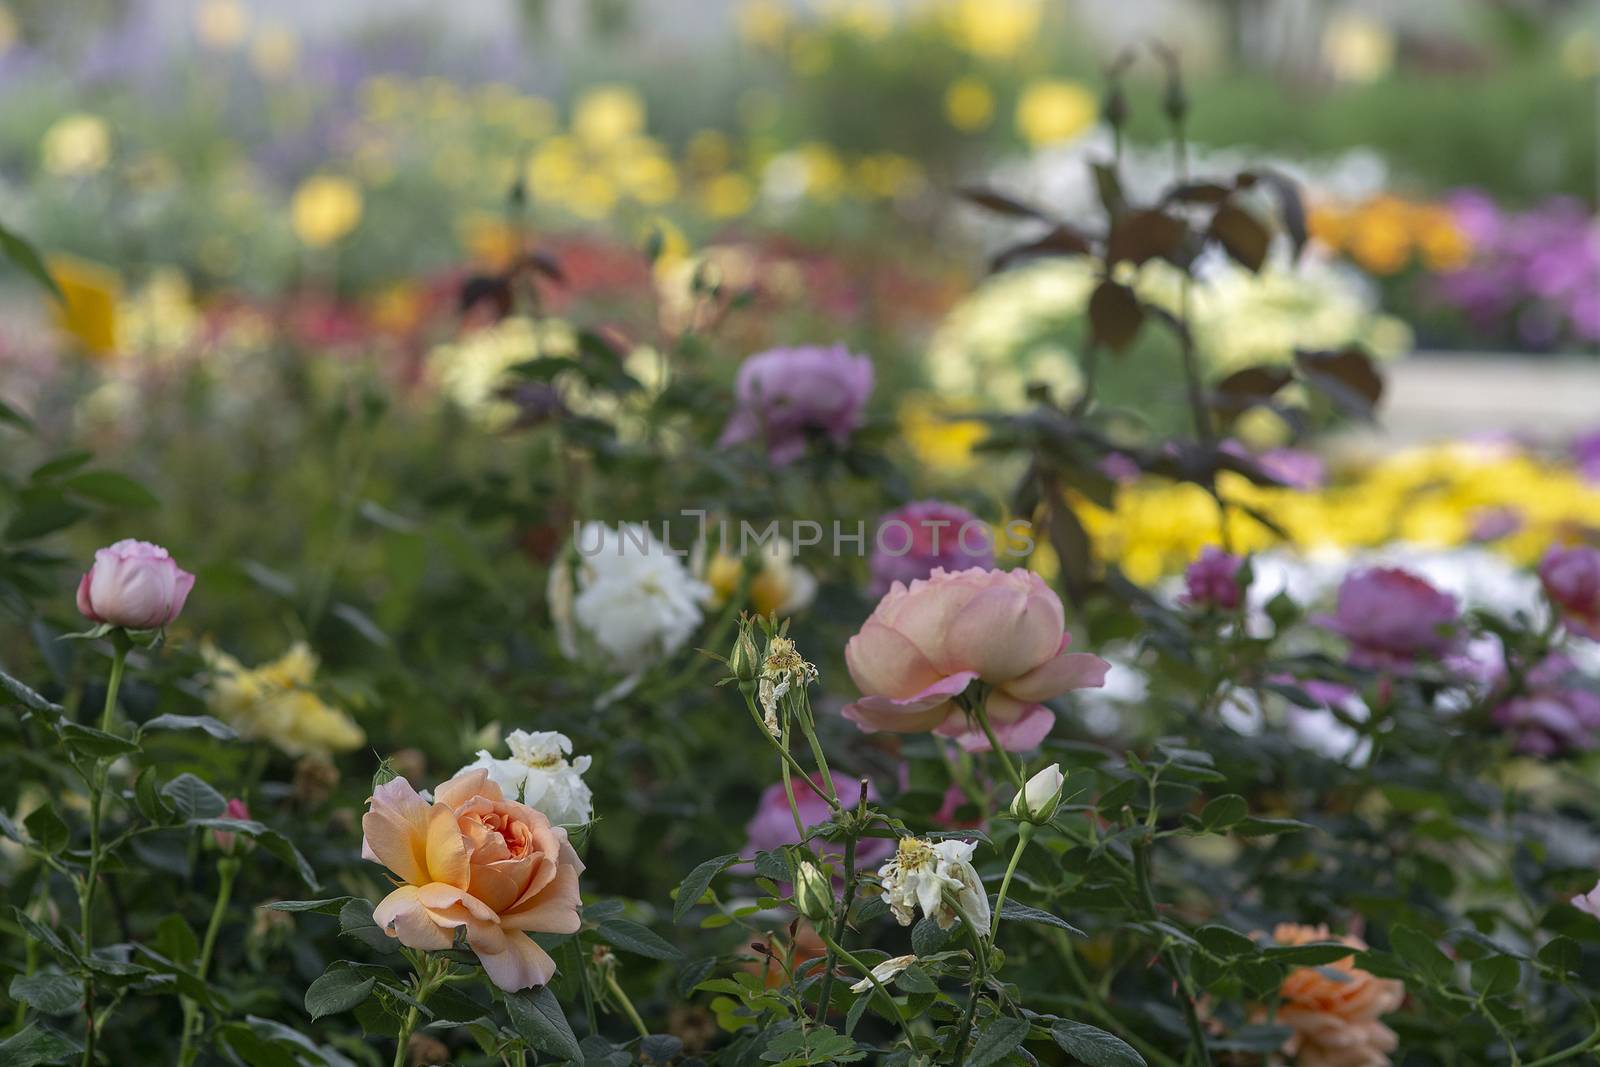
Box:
1540;545;1600;640
718;345;873;466
212;798;251;853
1318;567;1459;669
361;770;584;991
842;567;1109;752
744;777;892;874
76;539;195;630
1181;546;1246;611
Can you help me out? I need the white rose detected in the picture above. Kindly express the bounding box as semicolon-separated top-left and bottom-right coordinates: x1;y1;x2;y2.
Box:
464;729;594;826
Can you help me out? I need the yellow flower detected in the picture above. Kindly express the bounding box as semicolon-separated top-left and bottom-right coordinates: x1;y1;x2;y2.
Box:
737;0;789;49
1321;11;1395;84
944;0;1040;59
944;77;995;132
194;0;248;49
250;25;299;78
41;113;111;176
203;642;365;758
700;172;755;219
49;256;120;359
572;84;645;146
1015;80;1097;148
703;539;817;617
290;175;363;248
899;395;987;473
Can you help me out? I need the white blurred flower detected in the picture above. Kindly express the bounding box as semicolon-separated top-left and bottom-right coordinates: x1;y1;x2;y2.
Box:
878;837;990;932
464;729;593;826
1572;880;1600;919
550;522;710;676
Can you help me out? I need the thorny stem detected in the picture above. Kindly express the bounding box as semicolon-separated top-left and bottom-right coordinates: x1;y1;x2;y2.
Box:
391;955;449;1067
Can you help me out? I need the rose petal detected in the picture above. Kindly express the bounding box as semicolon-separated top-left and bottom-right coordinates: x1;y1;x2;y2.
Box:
1002;650;1111;703
373;885;452;950
939;703;1054;753
840;671;977;735
425;803;471;889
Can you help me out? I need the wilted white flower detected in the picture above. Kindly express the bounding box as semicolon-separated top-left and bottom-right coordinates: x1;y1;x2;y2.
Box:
850;954;918;993
549;522;710;676
757;635;819;735
464;730;594;826
877;837;990;932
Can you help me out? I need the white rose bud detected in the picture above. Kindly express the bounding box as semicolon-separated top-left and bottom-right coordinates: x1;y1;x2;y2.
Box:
1010;763;1065;823
794;858;835;923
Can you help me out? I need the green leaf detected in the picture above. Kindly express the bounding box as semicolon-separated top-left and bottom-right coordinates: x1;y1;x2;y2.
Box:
997;899;1086;936
24;806;69;853
338;898;397;954
64;471;159;510
305;964;377;1020
57;722;140;758
140;714;238;740
134;769;173;824
1389;925;1455;986
968;1017;1030;1067
154;914;199;968
1196;924;1259;958
1200;794;1248;832
0;668;65;718
1233;816;1313;837
8;973;81;1016
911;917;952;956
0;396;35;432
1470;955;1520;998
0;1022;80;1066
263;897;353;916
597;918;682;960
0;221;63;301
1537;935;1581;975
673;852;738;925
194;818;320;889
505;986;582;1062
1050;1021;1147;1067
1262;942;1355;966
161;773;227;820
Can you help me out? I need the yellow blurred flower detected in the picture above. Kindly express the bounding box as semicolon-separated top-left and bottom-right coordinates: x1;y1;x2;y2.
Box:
194;0;248;49
855;153;923;200
573;84;646;146
1322;11;1395;83
290;175;363;248
737;0;789;49
899;395;987;473
944;76;995;132
789;31;832;75
1015;80;1097;148
700;172;755;218
943;0;1040;59
49;256;120;359
703;539;817;617
41;113;112;176
249;25;299;79
799;142;846;200
686;130;734;175
203;641;365;758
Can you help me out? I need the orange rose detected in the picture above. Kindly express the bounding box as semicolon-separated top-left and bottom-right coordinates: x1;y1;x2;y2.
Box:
1272;923;1405;1067
361;769;584;990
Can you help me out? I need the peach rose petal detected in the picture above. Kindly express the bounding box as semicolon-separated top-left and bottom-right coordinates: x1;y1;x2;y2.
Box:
1003;649;1112;703
840;670;979;734
361;777;434;885
373;886;454;951
425;804;473;889
937;703;1055;753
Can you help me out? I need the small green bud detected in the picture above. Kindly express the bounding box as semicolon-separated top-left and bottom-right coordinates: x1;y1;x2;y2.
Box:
794;859;835;923
730;623;761;685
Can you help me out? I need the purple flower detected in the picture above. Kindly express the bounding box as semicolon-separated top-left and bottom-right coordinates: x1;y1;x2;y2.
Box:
1181;547;1246;611
1318;567;1460;669
1258;448;1326;490
1573;429;1600;483
1540;545;1600;640
1491;655;1600;756
869;501;995;597
744;777;892;873
719;345;873;465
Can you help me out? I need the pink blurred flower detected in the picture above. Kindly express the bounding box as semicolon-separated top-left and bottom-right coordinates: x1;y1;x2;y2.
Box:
1573;880;1600;918
1539;545;1600;640
212;798;251;853
1181;547;1246;611
76;539;196;630
869;501;995;597
1491;654;1600;756
718;344;873;465
744;776;892;873
1318;568;1459;669
842;567;1109;752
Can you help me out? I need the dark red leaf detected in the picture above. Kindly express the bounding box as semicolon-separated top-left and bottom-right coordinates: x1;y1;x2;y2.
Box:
1088;280;1144;352
1106;209;1189;266
1210;202;1271;272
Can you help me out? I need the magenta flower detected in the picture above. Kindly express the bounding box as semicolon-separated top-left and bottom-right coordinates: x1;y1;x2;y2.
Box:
1318;567;1460;669
212;798;252;853
76;539;196;630
1491;655;1600;756
869;501;996;597
1539;545;1600;640
718;344;873;465
1181;547;1246;611
744;777;892;872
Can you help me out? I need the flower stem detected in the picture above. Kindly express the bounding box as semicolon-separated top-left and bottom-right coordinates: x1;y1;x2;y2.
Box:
811;835;857;1023
391;956;447;1067
972;702;1026;792
80;636;129;1067
989;824;1033;940
820;933;915;1048
176;856;240;1066
1133;841;1212;1067
605;972;650;1038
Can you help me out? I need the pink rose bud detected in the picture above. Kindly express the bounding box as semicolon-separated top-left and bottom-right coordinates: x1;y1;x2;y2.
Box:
1317;567;1460;669
842;567;1110;752
1181;546;1246;611
213;798;251;853
76;539;196;630
1539;545;1600;640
